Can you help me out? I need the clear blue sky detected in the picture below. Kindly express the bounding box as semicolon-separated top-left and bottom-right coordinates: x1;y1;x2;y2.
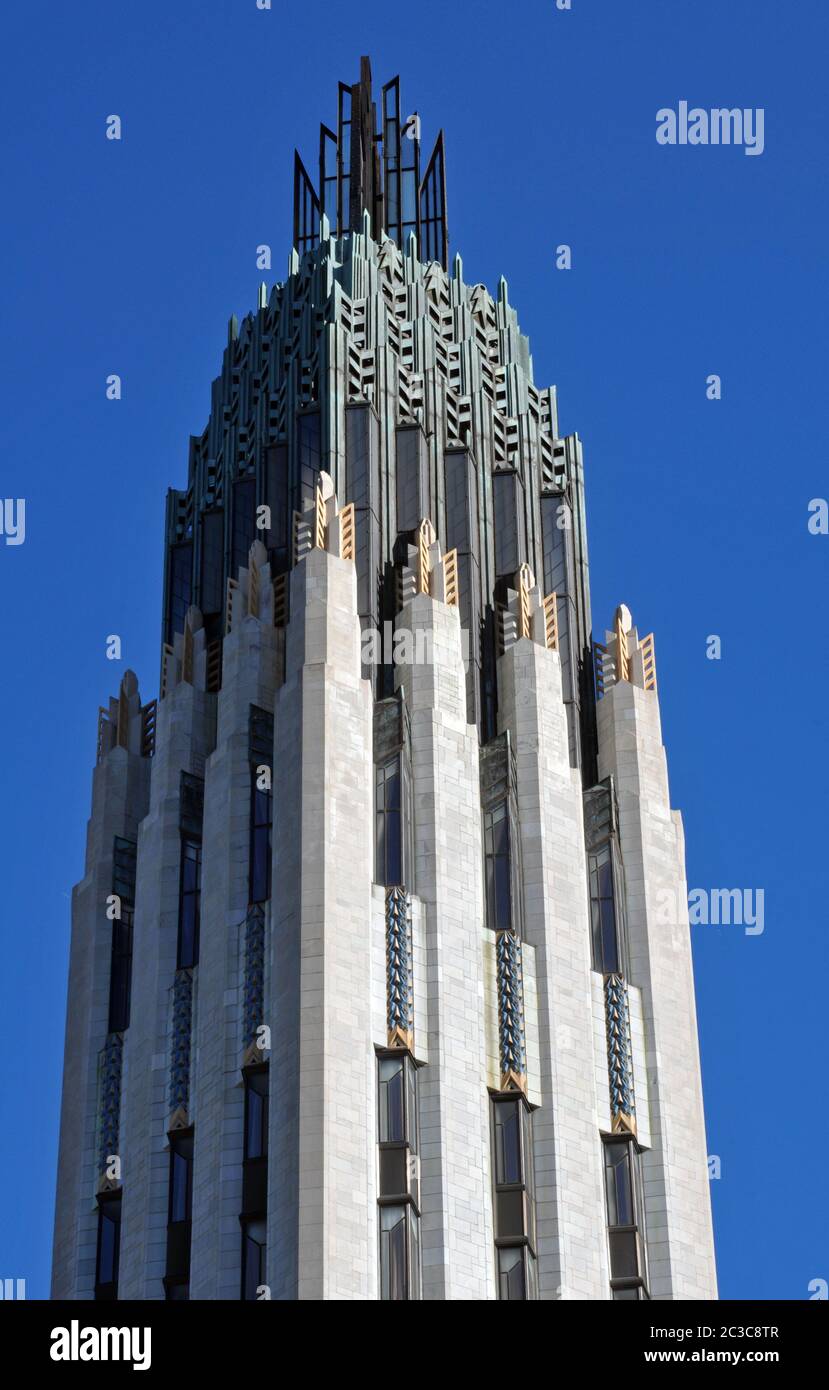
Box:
1;0;826;1300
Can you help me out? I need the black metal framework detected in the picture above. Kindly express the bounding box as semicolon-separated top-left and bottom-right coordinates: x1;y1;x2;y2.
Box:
94;1192;122;1301
420;130;447;266
293;57;448;269
293;151;320;258
377;1050;421;1300
164;1129;193;1300
490;1094;537;1300
602;1137;650;1300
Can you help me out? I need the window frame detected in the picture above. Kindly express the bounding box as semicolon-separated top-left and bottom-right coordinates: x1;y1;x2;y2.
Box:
177;836;202;969
602;1136;650;1299
490;1094;537;1262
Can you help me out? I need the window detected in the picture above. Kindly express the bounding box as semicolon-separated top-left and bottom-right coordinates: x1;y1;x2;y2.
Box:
297;412;321;510
241;1068;269;1260
491;1096;537;1299
200;509;224;617
232;479;256;579
484;803;512;932
166;542;192;642
377;1052;421;1299
497;1245;538;1300
94;1194;122;1301
108;907;133;1033
244;1069;269;1162
177;839;202;969
165;1132;193;1298
375;757;402;886
241;1218;266;1301
589;844;620;974
249;776;272;904
379;1205;421;1301
168;1134;194;1226
603;1138;649;1299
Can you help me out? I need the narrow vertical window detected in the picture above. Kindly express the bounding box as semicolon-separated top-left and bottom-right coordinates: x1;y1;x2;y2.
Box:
164;1130;194;1300
241;1219;267;1301
377;1052;421;1299
249;776;272;904
375;756;402;886
244;1069;269;1161
177;839;202;969
231;478;256;578
240;1067;269;1298
108;907;133;1033
484;802;512;932
109;837;137;1032
490;1096;537;1300
249;706;274;906
94;1194;122;1301
589;844;620;975
166;542;193;642
603;1138;649;1299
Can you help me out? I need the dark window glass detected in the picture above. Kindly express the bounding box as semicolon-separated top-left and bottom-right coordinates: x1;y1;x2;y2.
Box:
380;1146;408;1198
497;1245;526;1301
297;413;321;510
166;1282;189;1301
95;1197;121;1295
241;1219;266;1301
609;1230;640;1280
200;510;225;616
244;1070;269;1161
493;1099;522;1186
613;1286;641;1301
168;1134;194;1225
496;1189;526;1241
589;845;620;974
396;428;428;534
379;1205;408;1300
493;472;524;578
604;1140;635;1228
378;1056;405;1144
167;543;192;641
266;444;289;570
249;774;272;904
232;479;256;579
108;908;133;1033
484;802;512;932
375;757;402;886
112;837;137;906
177;839;201;969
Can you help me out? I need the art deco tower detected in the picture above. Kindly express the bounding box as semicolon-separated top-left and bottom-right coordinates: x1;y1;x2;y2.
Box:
52;58;717;1301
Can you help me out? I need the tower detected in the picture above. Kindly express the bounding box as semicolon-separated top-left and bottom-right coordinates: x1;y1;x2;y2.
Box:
52;58;717;1301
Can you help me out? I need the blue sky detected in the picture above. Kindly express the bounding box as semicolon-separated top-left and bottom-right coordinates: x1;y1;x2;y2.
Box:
1;0;826;1299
